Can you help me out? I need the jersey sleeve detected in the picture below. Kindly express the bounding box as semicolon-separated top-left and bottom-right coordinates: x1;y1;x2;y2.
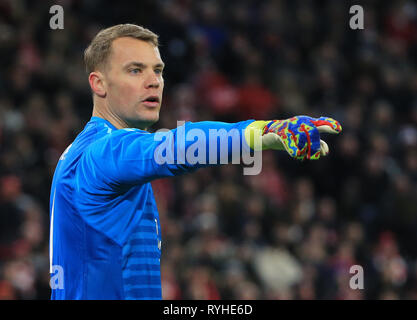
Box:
78;120;254;190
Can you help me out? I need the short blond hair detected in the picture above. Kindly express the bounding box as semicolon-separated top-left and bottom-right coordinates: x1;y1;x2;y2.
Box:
84;24;159;74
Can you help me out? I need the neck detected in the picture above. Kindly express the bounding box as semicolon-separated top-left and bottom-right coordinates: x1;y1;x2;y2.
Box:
91;102;149;131
92;97;129;130
92;108;124;130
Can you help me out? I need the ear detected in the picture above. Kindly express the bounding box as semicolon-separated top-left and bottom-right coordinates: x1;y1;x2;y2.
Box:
88;71;106;97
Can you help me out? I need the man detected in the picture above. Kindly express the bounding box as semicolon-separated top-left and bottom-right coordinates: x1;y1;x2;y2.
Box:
49;24;342;300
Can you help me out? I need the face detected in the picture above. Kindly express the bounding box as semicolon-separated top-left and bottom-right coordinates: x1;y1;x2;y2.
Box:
102;37;164;129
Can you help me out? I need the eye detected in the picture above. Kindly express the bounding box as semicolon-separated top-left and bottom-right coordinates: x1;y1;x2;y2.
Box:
129;68;141;74
155;68;163;75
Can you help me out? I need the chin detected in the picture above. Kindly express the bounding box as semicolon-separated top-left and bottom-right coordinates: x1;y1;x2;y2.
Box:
131;115;160;129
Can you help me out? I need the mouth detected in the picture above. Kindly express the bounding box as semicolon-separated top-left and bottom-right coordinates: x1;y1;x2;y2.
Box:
142;95;160;108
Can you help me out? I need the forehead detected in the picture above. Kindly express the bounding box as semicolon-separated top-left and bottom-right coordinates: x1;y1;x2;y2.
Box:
109;37;162;65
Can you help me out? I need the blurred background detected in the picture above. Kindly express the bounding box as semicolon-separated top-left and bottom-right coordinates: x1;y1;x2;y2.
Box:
0;0;416;300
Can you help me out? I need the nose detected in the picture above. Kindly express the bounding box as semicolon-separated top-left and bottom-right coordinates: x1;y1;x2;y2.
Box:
145;71;161;89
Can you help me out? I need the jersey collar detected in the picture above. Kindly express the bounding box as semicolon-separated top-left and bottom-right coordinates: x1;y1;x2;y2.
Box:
90;117;118;131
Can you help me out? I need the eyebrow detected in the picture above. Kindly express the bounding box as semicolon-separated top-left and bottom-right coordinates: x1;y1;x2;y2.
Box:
123;61;165;69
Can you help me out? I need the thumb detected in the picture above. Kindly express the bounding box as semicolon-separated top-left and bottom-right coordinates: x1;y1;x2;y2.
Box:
311;117;342;134
320;139;329;156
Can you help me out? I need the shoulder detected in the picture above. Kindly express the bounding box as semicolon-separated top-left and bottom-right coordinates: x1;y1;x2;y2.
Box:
88;127;152;148
82;126;155;163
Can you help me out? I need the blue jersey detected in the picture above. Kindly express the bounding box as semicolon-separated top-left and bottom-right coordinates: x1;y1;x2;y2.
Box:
49;116;253;300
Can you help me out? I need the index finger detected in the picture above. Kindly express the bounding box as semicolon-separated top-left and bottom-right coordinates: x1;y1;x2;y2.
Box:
311;117;342;134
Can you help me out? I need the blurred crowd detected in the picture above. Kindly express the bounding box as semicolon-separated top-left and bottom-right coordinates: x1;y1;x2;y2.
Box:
0;0;417;300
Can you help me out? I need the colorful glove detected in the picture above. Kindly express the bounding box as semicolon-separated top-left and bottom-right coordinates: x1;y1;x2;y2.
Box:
244;116;342;160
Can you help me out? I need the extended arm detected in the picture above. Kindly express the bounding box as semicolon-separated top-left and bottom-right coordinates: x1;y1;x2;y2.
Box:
79;116;342;190
79;120;254;188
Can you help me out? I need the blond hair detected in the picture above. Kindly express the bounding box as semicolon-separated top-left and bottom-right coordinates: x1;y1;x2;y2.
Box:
84;24;159;74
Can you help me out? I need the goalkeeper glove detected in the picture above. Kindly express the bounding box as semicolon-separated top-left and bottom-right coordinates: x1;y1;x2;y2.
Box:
244;115;342;160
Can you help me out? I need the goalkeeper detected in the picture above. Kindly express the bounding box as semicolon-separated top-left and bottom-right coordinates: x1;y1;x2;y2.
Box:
49;24;342;300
